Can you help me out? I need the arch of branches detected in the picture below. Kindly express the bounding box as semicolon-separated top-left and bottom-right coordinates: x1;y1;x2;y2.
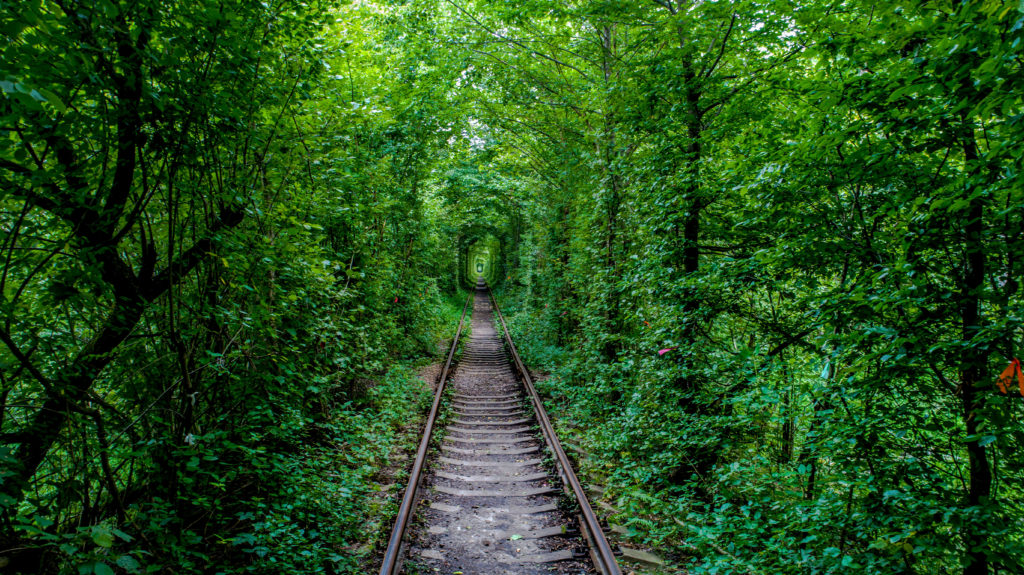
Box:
457;224;509;289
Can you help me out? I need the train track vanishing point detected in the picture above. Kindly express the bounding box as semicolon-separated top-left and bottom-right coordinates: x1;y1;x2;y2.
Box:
379;281;622;575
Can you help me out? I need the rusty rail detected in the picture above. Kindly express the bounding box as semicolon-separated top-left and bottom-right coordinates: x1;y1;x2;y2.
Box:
378;292;473;575
488;287;623;575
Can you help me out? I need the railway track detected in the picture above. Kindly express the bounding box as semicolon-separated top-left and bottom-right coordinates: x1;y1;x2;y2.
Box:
379;281;622;575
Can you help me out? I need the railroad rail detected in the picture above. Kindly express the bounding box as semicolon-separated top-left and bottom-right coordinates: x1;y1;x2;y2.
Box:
379;281;622;575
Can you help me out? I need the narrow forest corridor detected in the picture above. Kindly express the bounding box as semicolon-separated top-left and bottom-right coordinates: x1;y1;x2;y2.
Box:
1;0;1023;574
396;283;597;574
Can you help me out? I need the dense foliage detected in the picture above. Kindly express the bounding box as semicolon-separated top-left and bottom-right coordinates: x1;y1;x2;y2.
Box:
436;0;1024;573
1;0;465;572
3;0;1023;574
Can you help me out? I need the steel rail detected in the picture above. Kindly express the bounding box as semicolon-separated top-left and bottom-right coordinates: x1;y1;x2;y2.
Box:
488;287;623;575
378;292;473;575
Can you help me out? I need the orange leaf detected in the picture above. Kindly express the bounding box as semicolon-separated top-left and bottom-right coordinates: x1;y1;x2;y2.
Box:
997;361;1016;394
997;358;1023;395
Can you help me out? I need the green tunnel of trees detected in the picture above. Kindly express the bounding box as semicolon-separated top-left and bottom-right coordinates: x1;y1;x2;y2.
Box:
462;234;501;287
1;0;1022;574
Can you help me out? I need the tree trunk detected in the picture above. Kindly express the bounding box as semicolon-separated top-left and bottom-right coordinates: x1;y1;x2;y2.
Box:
959;116;991;575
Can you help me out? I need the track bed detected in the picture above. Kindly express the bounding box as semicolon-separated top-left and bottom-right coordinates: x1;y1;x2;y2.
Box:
408;287;593;574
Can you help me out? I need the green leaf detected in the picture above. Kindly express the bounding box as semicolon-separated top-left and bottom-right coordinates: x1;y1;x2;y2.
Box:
35;87;66;113
116;555;141;571
91;526;114;548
